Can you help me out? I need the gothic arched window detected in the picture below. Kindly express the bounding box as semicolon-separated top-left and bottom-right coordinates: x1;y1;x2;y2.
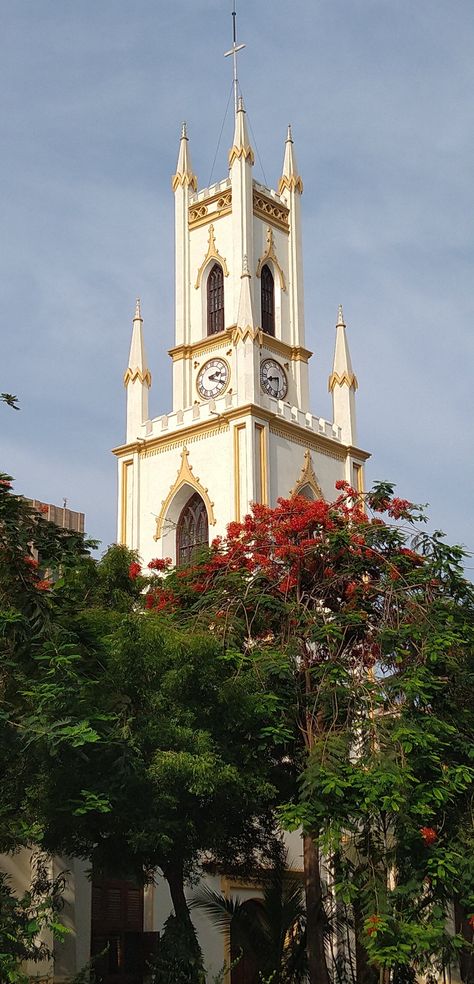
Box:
207;263;225;335
176;492;209;565
297;483;316;501
261;264;275;336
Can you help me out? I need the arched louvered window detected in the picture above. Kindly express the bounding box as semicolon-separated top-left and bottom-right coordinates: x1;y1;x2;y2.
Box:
261;264;275;336
207;263;225;335
176;492;209;565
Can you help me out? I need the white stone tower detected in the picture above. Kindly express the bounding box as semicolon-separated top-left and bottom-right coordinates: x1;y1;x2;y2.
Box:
114;98;368;565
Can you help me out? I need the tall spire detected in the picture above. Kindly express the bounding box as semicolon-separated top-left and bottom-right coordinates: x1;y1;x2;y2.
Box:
172;122;197;192
328;306;358;446
124;299;151;389
279;124;303;195
228;96;255;167
124;298;151;443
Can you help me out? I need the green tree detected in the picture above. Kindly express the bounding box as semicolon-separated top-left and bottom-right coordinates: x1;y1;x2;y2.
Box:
148;482;474;983
47;607;282;923
0;474;111;980
0;475;283;979
0;860;67;984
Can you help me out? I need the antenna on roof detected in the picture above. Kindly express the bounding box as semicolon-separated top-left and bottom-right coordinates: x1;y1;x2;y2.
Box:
224;0;246;117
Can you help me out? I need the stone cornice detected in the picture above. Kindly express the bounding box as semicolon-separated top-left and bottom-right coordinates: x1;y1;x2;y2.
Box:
168;328;312;365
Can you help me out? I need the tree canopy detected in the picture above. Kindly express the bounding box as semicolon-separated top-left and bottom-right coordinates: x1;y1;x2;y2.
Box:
141;480;474;983
2;470;474;984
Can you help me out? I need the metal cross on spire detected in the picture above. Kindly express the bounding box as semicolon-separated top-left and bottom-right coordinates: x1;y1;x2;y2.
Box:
224;0;246;116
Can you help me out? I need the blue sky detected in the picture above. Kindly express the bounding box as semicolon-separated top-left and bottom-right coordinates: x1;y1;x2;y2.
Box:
1;0;473;566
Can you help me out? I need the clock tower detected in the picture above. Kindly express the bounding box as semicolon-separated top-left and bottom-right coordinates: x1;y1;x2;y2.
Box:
113;101;369;566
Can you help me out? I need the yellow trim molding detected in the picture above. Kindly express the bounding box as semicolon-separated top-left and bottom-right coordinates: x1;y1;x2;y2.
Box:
261;335;312;363
233;423;246;521
255;423;268;505
289;449;324;499
120;459;133;545
171;171;197;192
189;190;232;229
194;224;230;289
328;370;358;392
228;142;255;167
123;367;152;387
232;324;263;346
154;446;216;540
253;190;289;232
256;227;287;291
169;329;312;365
278;173;304;195
352;461;364;494
169;328;234;362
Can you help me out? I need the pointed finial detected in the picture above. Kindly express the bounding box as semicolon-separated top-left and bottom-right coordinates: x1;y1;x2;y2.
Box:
229;93;254;167
124;298;151;389
279;125;303;195
172;122;197;192
328;306;357;393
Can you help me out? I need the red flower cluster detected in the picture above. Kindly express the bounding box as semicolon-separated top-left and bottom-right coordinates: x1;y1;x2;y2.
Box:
420;826;437;845
128;562;141;580
36;579;52;591
157;485;418;619
366;915;382;937
398;547;423;564
145;588;177;612
24;555;39;569
467;915;474;930
148;557;172;572
388;497;412;519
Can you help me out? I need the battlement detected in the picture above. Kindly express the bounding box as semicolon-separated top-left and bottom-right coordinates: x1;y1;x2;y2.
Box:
189;177;231;205
143;391;341;444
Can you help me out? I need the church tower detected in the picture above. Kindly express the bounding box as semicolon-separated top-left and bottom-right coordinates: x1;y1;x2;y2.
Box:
113;79;369;565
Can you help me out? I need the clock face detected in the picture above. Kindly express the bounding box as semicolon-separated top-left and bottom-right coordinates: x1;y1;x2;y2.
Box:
260;359;288;400
196;358;230;400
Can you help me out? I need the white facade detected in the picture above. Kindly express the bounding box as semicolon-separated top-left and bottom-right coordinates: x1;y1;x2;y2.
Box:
114;104;369;568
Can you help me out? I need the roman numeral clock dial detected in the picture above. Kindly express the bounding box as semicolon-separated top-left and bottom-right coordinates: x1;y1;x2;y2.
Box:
196;358;230;400
260;359;288;400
